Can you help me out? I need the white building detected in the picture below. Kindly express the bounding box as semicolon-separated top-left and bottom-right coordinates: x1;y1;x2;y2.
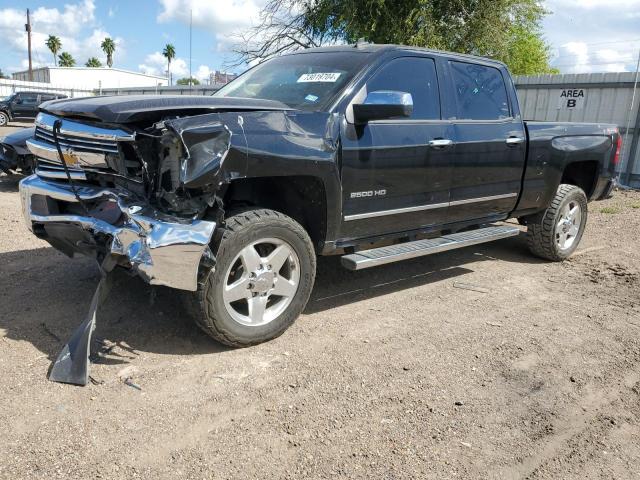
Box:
11;67;168;90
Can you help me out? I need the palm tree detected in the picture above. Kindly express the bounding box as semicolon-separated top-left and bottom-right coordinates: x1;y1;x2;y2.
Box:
58;52;76;67
101;37;116;68
46;35;62;67
162;44;176;86
85;57;102;67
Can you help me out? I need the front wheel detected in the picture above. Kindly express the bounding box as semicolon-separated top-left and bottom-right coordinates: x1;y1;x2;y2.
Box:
189;209;316;347
526;184;588;261
0;111;9;127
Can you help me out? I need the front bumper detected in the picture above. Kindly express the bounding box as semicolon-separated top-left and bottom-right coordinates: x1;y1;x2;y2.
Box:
19;175;216;291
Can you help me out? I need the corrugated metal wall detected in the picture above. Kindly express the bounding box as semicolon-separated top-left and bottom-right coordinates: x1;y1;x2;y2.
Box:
515;72;640;187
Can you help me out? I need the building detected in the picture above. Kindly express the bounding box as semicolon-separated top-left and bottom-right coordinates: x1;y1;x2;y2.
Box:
208;70;238;85
11;67;168;90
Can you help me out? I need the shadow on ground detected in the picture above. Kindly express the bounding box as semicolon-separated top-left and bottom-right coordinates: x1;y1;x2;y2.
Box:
0;173;22;192
0;233;541;373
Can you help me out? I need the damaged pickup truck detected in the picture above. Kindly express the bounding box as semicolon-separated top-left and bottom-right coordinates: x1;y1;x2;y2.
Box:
19;44;619;384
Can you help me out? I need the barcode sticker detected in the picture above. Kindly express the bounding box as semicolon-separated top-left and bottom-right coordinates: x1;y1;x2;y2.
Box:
297;72;341;83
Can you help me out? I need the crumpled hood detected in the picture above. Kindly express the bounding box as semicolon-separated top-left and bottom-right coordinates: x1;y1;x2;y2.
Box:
40;95;292;124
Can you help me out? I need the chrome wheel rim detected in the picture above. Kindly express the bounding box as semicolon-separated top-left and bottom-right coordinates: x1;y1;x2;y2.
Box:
222;238;300;327
0;113;7;126
556;200;582;251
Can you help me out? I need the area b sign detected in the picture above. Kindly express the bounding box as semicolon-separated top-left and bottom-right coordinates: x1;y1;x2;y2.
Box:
557;89;586;109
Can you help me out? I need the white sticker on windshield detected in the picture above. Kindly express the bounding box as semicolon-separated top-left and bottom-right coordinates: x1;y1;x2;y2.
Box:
297;72;341;83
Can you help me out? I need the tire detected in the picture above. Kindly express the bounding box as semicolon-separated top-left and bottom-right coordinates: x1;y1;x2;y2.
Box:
188;208;316;347
0;111;8;127
526;184;588;261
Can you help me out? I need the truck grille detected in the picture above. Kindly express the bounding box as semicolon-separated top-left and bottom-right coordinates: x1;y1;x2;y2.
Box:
28;112;136;182
34;126;119;154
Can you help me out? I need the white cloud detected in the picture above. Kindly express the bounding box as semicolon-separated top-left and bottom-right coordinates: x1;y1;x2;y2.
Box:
139;52;218;82
157;0;265;35
545;0;640;73
553;42;637;73
0;0;124;71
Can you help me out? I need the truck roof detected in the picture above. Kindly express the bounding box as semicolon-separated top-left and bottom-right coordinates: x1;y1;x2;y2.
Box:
286;43;508;68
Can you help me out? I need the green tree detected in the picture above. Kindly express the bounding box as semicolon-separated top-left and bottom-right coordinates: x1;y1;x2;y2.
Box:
163;44;176;85
58;52;76;67
46;35;62;67
85;57;103;68
234;0;556;75
176;77;200;85
0;68;9;79
101;37;116;68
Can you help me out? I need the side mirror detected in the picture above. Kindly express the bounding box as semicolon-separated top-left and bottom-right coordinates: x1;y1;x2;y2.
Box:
352;90;413;124
13;98;23;105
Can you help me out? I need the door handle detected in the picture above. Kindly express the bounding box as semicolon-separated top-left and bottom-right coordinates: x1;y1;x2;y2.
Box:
428;139;453;148
506;136;525;146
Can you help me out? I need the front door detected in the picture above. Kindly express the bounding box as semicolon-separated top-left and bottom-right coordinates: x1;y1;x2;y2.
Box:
445;60;526;223
340;56;452;241
13;93;40;119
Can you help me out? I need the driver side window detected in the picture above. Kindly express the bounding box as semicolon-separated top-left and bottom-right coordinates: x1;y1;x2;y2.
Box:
367;57;441;120
18;93;39;105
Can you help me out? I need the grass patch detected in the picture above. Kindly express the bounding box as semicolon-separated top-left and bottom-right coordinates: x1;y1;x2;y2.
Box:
600;206;621;214
631;204;640;209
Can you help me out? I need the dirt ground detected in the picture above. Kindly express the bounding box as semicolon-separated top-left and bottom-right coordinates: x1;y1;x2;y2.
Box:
1;123;639;479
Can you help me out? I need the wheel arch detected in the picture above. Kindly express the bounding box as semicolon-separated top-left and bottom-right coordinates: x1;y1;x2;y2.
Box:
560;160;599;199
220;175;329;252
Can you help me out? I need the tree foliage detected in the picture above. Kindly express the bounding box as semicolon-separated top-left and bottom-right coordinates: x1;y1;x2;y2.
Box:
176;77;200;85
163;44;176;85
0;68;9;79
46;35;62;67
233;0;557;75
85;57;102;68
101;37;116;68
58;52;75;67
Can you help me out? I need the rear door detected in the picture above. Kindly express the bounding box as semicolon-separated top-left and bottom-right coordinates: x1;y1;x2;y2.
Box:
340;55;453;240
444;60;526;224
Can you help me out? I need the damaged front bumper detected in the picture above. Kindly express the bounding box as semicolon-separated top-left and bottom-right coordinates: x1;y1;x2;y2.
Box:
19;174;216;291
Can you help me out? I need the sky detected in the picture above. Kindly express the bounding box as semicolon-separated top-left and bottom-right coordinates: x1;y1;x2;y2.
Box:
0;0;639;82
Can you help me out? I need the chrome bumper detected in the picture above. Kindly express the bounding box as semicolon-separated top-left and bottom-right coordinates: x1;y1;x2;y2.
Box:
19;175;216;291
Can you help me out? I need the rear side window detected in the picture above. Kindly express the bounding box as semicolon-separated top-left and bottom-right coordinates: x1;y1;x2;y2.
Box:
367;57;441;120
41;95;56;102
449;61;510;120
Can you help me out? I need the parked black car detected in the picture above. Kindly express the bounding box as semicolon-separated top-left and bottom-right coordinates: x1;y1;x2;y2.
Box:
18;44;620;384
0;91;68;126
0;127;35;174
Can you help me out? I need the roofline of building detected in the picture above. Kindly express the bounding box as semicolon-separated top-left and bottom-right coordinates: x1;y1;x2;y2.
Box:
11;66;167;81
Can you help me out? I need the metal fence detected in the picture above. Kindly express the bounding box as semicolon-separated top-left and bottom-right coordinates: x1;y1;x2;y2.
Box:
514;72;640;187
98;85;224;96
0;79;94;99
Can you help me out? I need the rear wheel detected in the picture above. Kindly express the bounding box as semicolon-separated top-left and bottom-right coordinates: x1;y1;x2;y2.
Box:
526;184;588;261
189;209;316;347
0;111;8;127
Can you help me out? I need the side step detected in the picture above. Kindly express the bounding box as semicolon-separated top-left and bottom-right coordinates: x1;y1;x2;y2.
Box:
341;225;520;271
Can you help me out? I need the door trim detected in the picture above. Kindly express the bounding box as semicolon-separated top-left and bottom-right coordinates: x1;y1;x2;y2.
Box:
344;192;517;221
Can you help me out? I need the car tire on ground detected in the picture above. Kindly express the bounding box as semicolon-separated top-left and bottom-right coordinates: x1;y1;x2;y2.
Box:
0;111;9;127
526;183;588;261
188;208;316;347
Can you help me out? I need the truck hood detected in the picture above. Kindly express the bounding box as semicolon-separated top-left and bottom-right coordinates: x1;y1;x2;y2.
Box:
40;95;292;124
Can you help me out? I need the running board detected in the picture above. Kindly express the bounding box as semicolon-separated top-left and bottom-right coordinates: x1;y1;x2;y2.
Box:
341;225;520;271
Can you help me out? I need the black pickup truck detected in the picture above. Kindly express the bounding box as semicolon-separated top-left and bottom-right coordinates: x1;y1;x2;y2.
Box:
20;44;619;363
0;91;68;126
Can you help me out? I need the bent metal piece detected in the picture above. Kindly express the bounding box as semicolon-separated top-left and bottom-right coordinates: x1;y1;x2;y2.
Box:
19;175;216;291
49;267;113;386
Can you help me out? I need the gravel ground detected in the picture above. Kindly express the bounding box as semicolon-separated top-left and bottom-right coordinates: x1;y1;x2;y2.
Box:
1;122;639;479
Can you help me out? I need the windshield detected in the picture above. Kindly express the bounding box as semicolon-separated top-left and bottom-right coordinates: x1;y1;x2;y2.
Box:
214;51;372;111
2;94;15;103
